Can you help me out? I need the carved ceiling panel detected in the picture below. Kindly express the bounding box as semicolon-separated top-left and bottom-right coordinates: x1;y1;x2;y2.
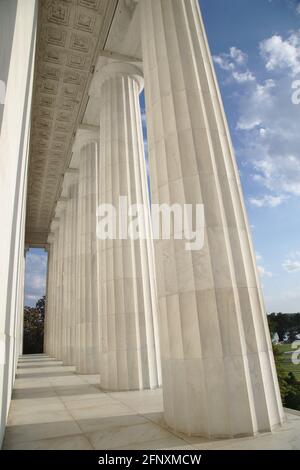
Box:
26;0;118;245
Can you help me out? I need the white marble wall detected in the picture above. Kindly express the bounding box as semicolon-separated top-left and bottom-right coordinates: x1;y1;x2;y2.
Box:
140;0;284;437
0;0;37;446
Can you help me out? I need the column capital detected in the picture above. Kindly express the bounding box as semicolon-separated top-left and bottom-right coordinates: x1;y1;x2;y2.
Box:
124;0;139;12
47;233;55;245
50;218;60;232
55;198;68;218
71;125;99;168
61;168;79;197
90;61;144;97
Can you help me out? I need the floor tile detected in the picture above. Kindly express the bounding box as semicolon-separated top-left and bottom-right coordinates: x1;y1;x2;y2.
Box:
4;354;300;450
87;422;173;450
4;420;82;445
3;434;93;450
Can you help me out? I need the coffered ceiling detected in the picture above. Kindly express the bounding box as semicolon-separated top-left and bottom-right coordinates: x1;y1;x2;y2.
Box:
25;0;118;245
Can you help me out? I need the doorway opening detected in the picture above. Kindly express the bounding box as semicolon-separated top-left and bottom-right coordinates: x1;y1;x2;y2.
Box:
23;248;48;354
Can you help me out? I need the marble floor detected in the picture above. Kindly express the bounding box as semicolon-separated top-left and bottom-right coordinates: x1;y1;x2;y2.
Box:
2;354;300;450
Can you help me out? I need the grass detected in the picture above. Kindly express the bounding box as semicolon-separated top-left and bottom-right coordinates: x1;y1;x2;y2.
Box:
275;343;300;381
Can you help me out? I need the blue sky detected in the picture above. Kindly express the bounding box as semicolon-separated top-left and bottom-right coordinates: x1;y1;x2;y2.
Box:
25;0;300;312
199;0;300;312
25;249;47;307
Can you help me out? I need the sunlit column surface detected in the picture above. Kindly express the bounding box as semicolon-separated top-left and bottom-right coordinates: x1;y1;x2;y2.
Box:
140;0;284;436
92;62;161;390
71;128;100;374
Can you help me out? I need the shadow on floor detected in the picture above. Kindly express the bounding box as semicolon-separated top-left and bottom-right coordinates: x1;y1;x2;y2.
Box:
3;354;300;450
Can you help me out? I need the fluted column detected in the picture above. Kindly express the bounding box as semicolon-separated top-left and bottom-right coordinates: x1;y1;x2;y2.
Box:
54;201;67;361
44;234;55;355
71;128;100;374
140;0;284;436
69;175;79;365
61;200;71;364
60;170;79;365
93;62;161;391
49;219;59;358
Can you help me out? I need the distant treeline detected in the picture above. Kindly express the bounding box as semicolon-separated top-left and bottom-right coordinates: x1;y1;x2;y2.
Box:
267;313;300;342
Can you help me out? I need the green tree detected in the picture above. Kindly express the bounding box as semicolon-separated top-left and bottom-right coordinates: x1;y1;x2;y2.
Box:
23;296;46;354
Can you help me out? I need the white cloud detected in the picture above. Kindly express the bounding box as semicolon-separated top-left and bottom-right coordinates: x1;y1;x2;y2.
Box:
296;3;300;14
255;253;273;278
283;259;300;272
259;32;300;76
232;70;256;83
213;47;247;70
283;252;300;272
249;194;288;207
258;265;273;278
236;79;275;130
252;155;300;196
25;294;39;301
213;55;235;71
229;46;247;64
26;251;47;269
234;63;300;199
213;46;255;83
29;273;46;290
215;35;300;210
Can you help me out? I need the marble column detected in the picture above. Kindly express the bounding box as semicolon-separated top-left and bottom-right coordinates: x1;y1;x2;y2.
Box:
54;201;67;361
60;170;79;365
71;128;100;374
69;173;79;366
44;234;55;356
49;219;59;359
92;62;161;391
61;200;70;365
140;0;284;436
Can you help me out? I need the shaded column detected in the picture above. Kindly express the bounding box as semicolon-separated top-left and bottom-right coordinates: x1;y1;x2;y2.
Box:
54;201;67;361
93;62;161;390
60;169;79;365
140;0;284;436
44;234;54;356
71;128;100;374
49;219;59;359
69;173;79;365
